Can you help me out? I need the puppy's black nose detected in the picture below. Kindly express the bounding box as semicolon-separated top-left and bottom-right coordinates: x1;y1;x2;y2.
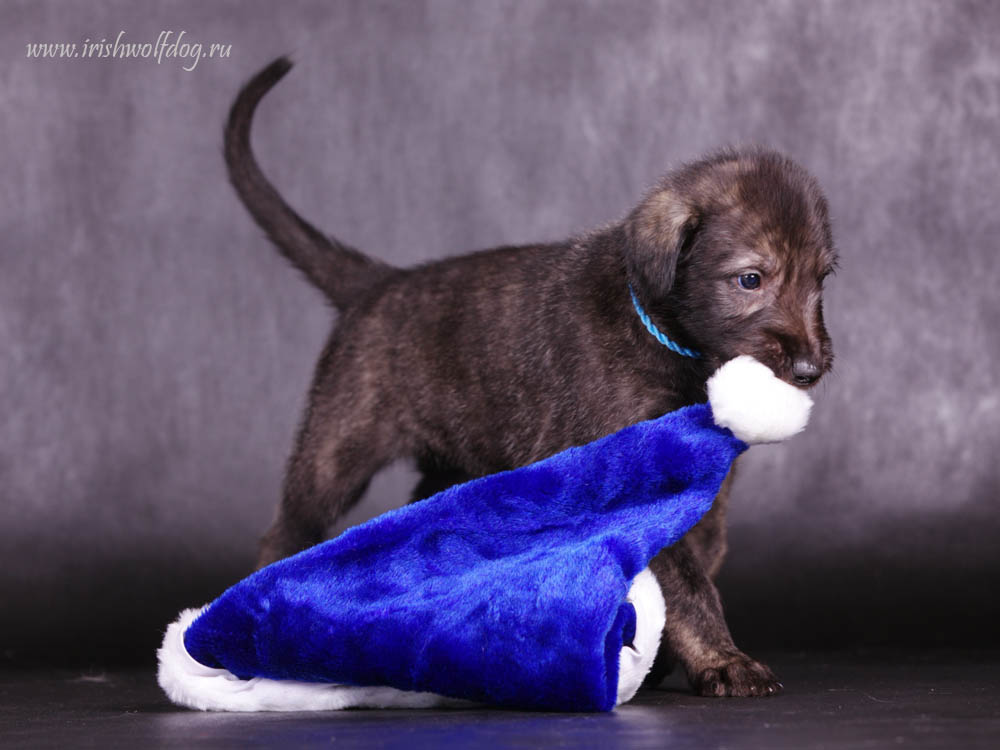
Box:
792;359;821;386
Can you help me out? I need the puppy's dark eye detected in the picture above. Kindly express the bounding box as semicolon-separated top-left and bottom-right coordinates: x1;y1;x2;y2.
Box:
737;273;761;290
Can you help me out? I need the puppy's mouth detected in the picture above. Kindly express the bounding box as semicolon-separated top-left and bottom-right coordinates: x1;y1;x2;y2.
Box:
728;352;828;390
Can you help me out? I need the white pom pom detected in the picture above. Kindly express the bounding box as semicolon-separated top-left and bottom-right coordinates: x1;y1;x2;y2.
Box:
707;356;813;444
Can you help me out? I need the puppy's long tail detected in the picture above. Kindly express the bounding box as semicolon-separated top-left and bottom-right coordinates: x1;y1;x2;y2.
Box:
225;57;392;309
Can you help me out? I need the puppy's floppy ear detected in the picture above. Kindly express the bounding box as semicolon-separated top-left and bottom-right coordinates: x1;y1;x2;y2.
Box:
624;188;698;300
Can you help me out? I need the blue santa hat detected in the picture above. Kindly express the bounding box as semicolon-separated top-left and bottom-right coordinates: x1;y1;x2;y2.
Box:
158;356;812;712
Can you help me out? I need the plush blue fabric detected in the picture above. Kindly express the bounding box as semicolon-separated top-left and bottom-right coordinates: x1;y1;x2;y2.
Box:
183;403;746;711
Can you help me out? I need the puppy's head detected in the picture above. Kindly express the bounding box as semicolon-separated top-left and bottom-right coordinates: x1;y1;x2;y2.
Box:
624;148;836;388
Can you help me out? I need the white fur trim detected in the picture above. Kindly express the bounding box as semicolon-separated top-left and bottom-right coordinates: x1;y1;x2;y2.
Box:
707;355;813;444
158;573;666;712
615;567;666;706
156;607;460;711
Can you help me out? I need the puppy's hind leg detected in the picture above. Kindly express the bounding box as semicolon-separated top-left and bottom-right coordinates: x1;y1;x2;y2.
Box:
409;455;473;504
256;385;399;569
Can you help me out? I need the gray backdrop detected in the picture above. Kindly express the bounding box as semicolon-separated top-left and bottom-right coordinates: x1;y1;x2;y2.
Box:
3;0;998;665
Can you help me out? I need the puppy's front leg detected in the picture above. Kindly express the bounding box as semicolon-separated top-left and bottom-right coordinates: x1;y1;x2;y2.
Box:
647;539;782;697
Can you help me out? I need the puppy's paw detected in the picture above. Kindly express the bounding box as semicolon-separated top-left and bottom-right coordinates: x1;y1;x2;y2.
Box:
692;654;782;698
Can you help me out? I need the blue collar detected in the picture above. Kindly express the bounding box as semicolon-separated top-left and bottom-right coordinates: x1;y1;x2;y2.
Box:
628;285;702;359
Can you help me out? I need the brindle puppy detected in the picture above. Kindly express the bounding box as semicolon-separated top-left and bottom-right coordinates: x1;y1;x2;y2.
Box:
224;58;836;698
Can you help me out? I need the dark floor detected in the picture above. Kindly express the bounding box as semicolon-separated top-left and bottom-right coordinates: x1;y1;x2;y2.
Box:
3;651;999;749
